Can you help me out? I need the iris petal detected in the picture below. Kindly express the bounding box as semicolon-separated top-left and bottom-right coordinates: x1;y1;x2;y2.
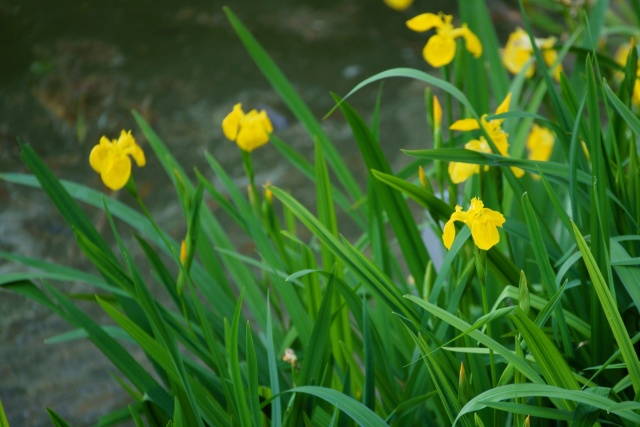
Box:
471;218;500;250
450;118;480;131
222;103;244;141
101;155;131;191
448;161;480;184
462;27;482;58
89;138;111;173
406;13;443;32
495;93;512;117
237;125;269;152
424;34;456;67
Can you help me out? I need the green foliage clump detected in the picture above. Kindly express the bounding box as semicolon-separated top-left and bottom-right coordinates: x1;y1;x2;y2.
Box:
2;1;640;426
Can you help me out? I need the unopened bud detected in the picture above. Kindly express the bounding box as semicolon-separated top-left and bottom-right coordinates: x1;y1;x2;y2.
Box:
433;95;442;129
419;166;427;189
265;182;273;203
180;240;187;264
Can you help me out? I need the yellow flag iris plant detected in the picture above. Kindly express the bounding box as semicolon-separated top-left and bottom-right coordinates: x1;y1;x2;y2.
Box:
442;197;505;251
90;130;146;191
222;103;274;152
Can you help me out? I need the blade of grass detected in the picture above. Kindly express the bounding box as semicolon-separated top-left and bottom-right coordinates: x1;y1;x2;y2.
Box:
285;386;388;427
405;295;543;384
508;308;579;410
333;94;429;289
46;408;71;427
454;383;640;425
266;294;283;427
521;192;573;357
0;400;9;427
269;186;419;324
572;222;640;395
226;291;252;427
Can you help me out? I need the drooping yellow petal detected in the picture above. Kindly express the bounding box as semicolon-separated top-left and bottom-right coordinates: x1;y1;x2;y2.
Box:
406;13;443;33
442;207;467;249
129;144;146;167
496;93;512;116
116;130;146;167
488;127;510;156
502;28;534;77
222;103;244;141
481;207;505;227
257;110;274;133
101;154;132;191
447;138;491;184
448;161;480;184
541;48;562;81
384;0;413;11
527;124;555;162
424;34;457;67
465;138;491;153
470;217;501;250
237;129;269;152
450;118;480;131
89;137;112;173
511;167;525;178
442;217;457;250
461;26;482;58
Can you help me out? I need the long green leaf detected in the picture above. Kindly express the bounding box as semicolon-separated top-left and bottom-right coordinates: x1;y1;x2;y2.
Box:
454;383;640;425
572;222;640;395
46;408;72;427
508;309;579;410
269;186;418;324
285;386;388;427
405;295;543;383
334;95;428;289
226;291;252;427
0;400;9;427
521;192;573;356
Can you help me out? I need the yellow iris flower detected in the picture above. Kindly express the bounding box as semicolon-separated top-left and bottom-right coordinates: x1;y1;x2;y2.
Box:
90;130;146;191
448;93;524;183
442;197;505;250
526;124;555;180
527;124;554;162
384;0;413;12
614;42;640;106
502;28;562;81
406;12;482;68
222;103;273;152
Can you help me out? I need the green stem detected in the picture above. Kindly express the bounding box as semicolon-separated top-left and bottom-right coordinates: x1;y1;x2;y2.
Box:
474;248;496;388
241;150;260;214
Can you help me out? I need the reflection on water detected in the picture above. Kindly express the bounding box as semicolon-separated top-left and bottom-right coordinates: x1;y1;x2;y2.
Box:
0;0;509;424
